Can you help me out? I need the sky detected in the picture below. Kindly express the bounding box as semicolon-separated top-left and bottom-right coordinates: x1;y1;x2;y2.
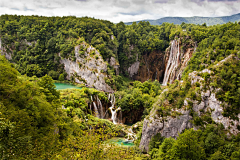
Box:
0;0;240;23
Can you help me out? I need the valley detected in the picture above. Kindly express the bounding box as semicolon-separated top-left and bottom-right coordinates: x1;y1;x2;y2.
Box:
0;14;240;159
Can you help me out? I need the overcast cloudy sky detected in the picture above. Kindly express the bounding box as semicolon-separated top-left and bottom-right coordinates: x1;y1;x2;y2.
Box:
0;0;240;23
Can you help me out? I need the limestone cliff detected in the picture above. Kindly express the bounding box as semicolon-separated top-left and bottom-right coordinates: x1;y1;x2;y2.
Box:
0;37;12;60
133;51;165;82
60;42;113;92
126;37;196;83
139;55;240;152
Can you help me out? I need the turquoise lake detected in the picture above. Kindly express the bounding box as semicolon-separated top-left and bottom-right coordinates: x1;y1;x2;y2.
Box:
106;137;135;147
54;83;82;90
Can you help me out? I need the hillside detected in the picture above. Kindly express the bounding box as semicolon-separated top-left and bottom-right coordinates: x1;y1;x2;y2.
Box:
125;13;240;26
1;15;240;159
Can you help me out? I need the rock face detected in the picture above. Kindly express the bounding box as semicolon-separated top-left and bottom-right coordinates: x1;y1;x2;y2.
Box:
127;38;195;83
139;59;240;152
139;90;193;152
128;61;140;78
0;38;12;60
134;51;165;82
60;43;113;92
109;57;120;75
122;106;144;124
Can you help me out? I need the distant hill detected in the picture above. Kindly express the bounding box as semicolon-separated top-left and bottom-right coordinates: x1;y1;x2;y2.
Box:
125;13;240;26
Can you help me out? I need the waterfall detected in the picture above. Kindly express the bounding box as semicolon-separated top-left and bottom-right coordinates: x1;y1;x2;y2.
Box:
155;71;157;80
126;127;136;141
89;93;122;124
108;93;121;124
109;106;121;124
103;110;108;119
97;95;103;118
93;102;100;118
162;39;180;85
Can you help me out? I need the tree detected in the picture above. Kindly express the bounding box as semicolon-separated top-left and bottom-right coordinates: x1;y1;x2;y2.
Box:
38;74;60;102
48;70;59;80
158;137;175;160
169;129;206;160
59;73;65;81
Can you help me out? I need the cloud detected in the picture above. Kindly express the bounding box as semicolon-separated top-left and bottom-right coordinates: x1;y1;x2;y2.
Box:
0;0;239;23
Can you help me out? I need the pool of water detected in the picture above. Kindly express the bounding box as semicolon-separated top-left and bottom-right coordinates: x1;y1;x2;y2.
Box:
54;83;82;90
106;137;135;147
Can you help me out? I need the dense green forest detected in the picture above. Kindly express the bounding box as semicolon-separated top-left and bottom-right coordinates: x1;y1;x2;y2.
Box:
0;55;146;159
1;14;240;159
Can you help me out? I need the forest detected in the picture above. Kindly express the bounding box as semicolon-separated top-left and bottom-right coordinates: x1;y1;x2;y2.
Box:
1;14;240;159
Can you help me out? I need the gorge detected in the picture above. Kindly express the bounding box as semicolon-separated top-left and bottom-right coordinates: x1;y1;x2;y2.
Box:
1;15;240;159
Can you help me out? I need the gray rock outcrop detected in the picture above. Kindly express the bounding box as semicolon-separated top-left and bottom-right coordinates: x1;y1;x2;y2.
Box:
60;43;113;92
139;57;240;152
128;61;140;78
0;37;12;60
139;104;192;152
109;57;120;75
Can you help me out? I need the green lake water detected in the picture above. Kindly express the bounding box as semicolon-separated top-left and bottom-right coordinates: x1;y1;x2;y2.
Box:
54;83;82;90
106;137;135;147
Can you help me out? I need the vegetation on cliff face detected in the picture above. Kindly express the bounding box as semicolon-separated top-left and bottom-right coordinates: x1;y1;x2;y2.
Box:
115;80;161;120
0;55;145;159
0;15;118;79
139;22;240;159
1;14;240;159
149;125;240;159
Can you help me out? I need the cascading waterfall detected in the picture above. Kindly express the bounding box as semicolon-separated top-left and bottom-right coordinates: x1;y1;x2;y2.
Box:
108;93;121;124
126;127;136;141
89;93;122;124
109;106;121;124
162;39;180;86
93;102;100;118
97;95;103;118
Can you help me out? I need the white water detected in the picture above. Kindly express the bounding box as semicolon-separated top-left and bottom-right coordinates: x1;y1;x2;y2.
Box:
162;39;180;86
108;93;121;124
109;106;121;124
93;102;100;118
97;95;103;118
89;93;122;124
126;127;136;141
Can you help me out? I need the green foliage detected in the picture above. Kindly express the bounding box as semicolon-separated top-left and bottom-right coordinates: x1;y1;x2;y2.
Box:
0;55;142;158
48;70;59;80
115;80;161;120
149;133;164;158
169;129;206;160
152;124;240;160
58;73;65;81
183;22;240;78
158;137;175;160
0;15;118;77
117;21;172;75
0;55;60;158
